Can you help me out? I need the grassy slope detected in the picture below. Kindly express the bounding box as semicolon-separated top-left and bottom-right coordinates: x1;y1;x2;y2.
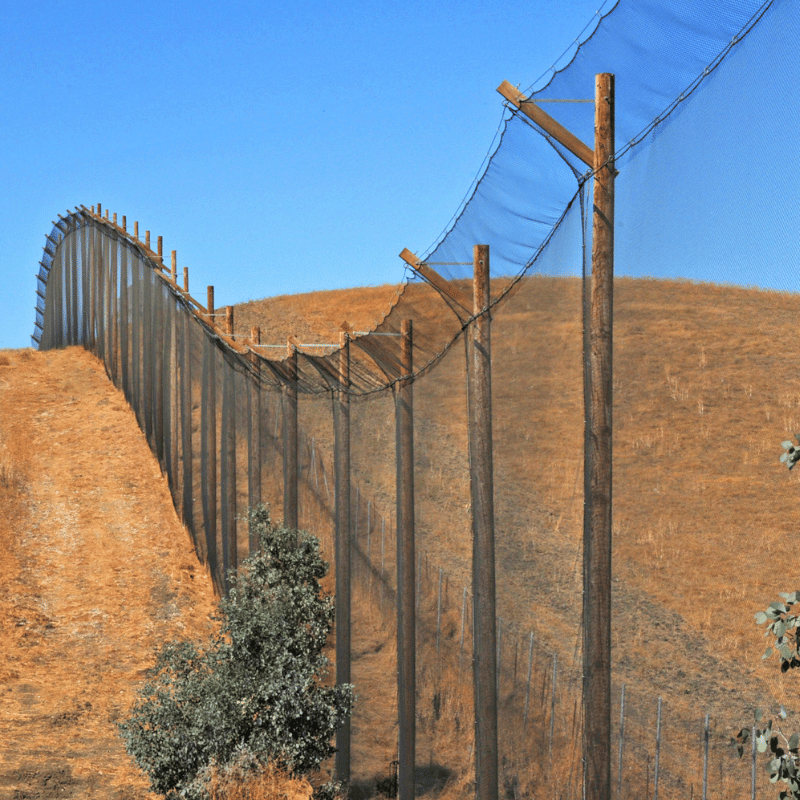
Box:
0;347;220;799
3;275;797;798
237;275;800;796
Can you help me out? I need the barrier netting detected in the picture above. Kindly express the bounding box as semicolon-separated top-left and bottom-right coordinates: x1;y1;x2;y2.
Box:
33;0;800;796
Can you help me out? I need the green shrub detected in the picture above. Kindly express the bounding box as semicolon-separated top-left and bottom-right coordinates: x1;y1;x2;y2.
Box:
119;505;354;799
733;437;800;799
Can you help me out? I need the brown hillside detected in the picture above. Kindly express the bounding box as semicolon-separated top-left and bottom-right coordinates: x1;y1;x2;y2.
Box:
237;275;800;797
0;347;218;799
4;275;800;798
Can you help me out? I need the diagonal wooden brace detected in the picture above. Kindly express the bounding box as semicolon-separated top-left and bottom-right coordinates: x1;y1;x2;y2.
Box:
497;80;595;168
399;248;473;313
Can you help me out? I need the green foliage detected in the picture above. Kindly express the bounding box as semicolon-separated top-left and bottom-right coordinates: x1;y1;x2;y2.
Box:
733;711;800;800
118;505;354;799
734;440;800;799
781;436;800;470
755;593;800;672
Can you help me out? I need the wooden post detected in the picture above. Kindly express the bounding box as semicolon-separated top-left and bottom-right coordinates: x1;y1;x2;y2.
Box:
122;215;126;232
183;267;189;293
153;251;165;464
469;244;498;800
583;72;615;800
283;338;299;529
134;221;139;239
207;286;215;323
180;305;194;532
146;230;150;249
248;326;262;545
113;212;117;225
223;349;237;590
396;318;416;800
88;219;96;349
171;250;177;283
334;329;352;787
225;305;234;336
202;322;219;590
157;235;163;260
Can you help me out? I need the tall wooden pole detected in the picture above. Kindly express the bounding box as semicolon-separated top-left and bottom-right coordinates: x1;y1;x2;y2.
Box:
204;286;219;589
181;305;194;532
396;318;416;800
584;72;615;800
249;326;263;548
284;339;299;529
223;346;237;591
335;330;352;787
469;244;498;800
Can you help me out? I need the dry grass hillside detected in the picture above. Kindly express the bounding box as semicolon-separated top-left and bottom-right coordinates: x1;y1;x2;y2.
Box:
4;275;800;799
0;347;220;799
237;275;800;798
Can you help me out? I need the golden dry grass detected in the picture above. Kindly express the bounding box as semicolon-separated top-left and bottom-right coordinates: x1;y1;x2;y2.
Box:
207;762;313;800
0;346;219;799
237;275;800;799
5;273;800;798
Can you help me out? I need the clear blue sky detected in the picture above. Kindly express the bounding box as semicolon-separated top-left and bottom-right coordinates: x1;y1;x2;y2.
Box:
0;0;608;350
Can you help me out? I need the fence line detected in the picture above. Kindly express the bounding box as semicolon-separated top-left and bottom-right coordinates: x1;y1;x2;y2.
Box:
34;205;786;799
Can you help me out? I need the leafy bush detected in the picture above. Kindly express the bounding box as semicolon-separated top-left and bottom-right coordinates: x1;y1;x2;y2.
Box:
119;505;354;799
733;436;800;799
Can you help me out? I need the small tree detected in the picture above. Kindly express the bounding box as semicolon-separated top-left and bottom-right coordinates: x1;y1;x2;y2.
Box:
734;436;800;799
119;505;354;799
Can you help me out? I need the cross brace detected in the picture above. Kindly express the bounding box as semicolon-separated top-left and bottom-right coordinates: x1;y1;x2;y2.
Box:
497;80;595;168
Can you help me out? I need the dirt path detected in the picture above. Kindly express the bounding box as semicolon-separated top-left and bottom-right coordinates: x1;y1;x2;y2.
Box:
0;347;219;799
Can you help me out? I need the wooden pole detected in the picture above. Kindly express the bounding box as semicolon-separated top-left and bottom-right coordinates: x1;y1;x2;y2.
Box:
183;267;189;293
396;318;416;800
225;305;234;336
469;243;498;800
205;286;218;588
248;326;262;543
88;221;96;349
583;72;615;800
283;339;299;529
335;329;352;787
157;235;163;261
171;250;177;283
223;349;237;590
181;306;194;532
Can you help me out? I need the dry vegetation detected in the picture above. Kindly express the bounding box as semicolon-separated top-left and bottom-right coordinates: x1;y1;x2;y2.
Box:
4;275;800;798
237;275;800;799
0;347;220;799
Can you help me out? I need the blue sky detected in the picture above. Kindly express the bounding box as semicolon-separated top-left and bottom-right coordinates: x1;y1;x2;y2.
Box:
0;0;608;350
